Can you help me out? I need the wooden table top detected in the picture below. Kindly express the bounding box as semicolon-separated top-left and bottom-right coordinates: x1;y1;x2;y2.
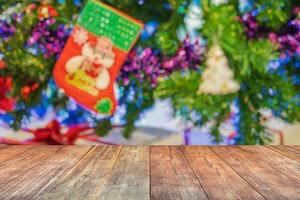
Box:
0;145;299;200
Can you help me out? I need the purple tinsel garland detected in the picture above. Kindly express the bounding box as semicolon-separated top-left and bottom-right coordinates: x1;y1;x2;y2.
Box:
119;38;205;88
269;8;300;57
239;11;259;38
241;7;300;57
0;13;22;41
26;18;70;59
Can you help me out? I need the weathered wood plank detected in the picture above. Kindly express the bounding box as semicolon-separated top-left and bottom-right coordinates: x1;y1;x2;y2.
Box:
0;145;63;189
0;145;299;200
268;145;300;160
181;146;264;200
98;146;150;200
0;144;10;151
292;146;300;150
0;145;92;200
36;145;122;200
0;145;36;163
240;146;300;185
211;146;300;200
150;146;208;200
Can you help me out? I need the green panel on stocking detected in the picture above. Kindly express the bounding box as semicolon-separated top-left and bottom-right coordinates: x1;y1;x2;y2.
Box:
77;0;143;52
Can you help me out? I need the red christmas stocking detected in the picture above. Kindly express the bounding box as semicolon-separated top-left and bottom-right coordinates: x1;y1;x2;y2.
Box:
53;0;143;115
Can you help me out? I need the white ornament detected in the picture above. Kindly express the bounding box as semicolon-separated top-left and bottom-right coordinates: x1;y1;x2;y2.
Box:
73;28;89;45
211;0;228;6
198;44;240;95
184;3;204;39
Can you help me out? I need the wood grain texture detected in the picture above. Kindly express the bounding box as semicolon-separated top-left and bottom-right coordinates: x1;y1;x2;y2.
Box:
0;145;36;163
240;146;300;185
98;146;150;200
37;145;122;200
181;146;264;200
0;145;91;200
211;146;300;200
0;145;299;200
150;146;208;200
0;144;10;151
292;146;300;151
268;145;300;160
0;145;62;190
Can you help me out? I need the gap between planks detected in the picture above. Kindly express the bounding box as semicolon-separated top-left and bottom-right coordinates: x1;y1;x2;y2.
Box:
36;146;149;200
181;146;265;200
150;146;209;200
266;145;300;160
211;146;300;200
0;145;92;200
0;145;299;200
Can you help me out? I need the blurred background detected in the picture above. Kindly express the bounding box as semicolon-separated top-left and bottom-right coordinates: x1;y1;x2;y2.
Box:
0;0;300;145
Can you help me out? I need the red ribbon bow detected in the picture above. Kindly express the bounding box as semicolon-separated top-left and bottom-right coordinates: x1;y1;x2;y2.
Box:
28;120;90;145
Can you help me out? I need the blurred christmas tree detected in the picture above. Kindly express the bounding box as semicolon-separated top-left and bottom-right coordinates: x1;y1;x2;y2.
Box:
156;0;300;144
0;0;299;144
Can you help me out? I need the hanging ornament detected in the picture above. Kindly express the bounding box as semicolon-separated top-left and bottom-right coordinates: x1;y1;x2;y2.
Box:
53;0;143;115
0;76;15;113
21;83;40;100
211;0;228;6
37;5;58;20
25;3;37;14
0;60;6;69
198;44;240;95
